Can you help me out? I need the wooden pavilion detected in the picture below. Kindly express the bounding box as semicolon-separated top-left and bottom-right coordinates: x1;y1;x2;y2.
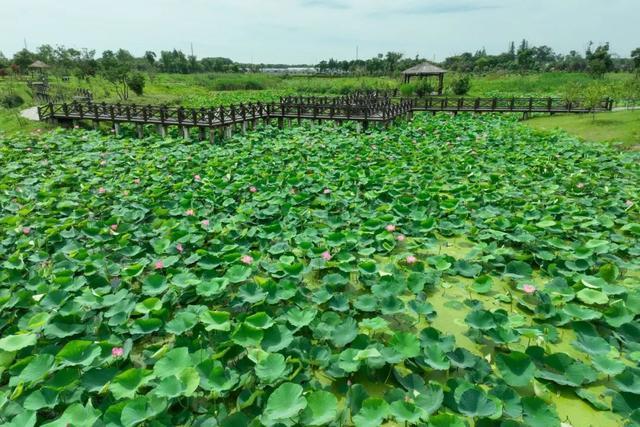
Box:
402;61;447;95
28;60;50;78
29;60;50;72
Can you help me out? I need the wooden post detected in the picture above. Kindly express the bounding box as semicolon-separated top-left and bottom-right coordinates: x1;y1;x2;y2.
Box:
209;127;216;144
156;124;166;138
113;122;121;136
199;127;206;141
136;124;144;139
182;126;190;140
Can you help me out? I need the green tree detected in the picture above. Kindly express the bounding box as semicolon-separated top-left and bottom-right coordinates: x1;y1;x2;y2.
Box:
99;50;133;100
586;42;614;78
0;51;9;69
127;72;145;96
632;48;640;76
12;49;35;73
583;82;609;121
36;44;56;65
144;51;156;66
516;39;535;71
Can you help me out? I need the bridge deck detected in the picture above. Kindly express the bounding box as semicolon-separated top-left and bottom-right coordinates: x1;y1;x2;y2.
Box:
38;95;613;139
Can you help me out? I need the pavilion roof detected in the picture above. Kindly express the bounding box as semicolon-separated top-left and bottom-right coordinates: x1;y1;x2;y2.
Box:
402;61;446;75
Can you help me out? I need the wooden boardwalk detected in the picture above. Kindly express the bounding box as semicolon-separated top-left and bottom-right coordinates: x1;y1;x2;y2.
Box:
38;94;613;141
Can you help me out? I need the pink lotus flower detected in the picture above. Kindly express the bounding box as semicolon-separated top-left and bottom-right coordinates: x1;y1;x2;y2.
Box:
133;178;141;184
194;174;201;182
98;187;106;194
154;260;164;270
176;243;184;253
241;255;254;265
110;224;118;231
385;224;396;232
111;347;124;358
522;284;536;294
22;227;31;235
323;188;331;194
185;209;195;216
201;219;210;227
321;251;332;261
576;183;584;189
249;186;257;193
626;200;634;208
396;234;406;242
406;255;417;265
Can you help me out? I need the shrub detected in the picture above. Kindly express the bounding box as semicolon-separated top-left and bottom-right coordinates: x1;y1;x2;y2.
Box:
212;77;266;91
0;94;24;108
414;79;434;97
127;73;146;96
451;76;471;96
399;83;415;96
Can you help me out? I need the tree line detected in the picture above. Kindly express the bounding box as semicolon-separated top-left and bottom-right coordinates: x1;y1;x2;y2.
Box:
0;40;639;81
318;41;640;77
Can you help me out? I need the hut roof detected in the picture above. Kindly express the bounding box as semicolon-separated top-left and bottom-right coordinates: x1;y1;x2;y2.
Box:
28;60;50;69
402;61;446;75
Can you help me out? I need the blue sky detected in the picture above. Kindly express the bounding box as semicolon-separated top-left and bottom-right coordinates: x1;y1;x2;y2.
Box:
1;0;638;63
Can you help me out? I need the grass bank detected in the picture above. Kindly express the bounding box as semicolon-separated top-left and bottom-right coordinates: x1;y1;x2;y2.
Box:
525;110;640;149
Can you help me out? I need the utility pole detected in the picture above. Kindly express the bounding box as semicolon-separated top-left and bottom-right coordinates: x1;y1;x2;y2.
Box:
190;42;194;57
24;38;28;50
356;45;359;61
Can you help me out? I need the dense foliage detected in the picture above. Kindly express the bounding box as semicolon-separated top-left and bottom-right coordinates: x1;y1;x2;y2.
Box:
2;40;638;78
0;114;639;426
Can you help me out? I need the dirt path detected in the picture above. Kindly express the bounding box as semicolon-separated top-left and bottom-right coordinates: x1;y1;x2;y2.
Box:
20;106;40;121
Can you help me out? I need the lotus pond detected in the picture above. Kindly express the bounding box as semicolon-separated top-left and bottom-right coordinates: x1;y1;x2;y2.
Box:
0;114;639;427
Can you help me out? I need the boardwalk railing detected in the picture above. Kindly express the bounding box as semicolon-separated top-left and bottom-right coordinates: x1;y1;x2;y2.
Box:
407;96;613;113
37;95;614;141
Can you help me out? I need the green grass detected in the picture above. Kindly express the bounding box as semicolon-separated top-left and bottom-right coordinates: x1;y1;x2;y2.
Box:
525;110;640;149
460;72;636;98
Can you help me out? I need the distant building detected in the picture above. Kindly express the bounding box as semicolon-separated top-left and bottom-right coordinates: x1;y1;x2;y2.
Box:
261;67;318;75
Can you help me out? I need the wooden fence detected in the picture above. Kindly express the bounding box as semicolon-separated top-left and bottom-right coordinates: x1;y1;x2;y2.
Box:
37;94;614;141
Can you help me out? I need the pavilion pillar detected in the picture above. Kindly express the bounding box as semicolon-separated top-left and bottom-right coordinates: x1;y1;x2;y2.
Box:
438;74;444;95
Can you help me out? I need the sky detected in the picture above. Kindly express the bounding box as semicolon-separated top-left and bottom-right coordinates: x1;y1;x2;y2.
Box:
1;0;639;64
